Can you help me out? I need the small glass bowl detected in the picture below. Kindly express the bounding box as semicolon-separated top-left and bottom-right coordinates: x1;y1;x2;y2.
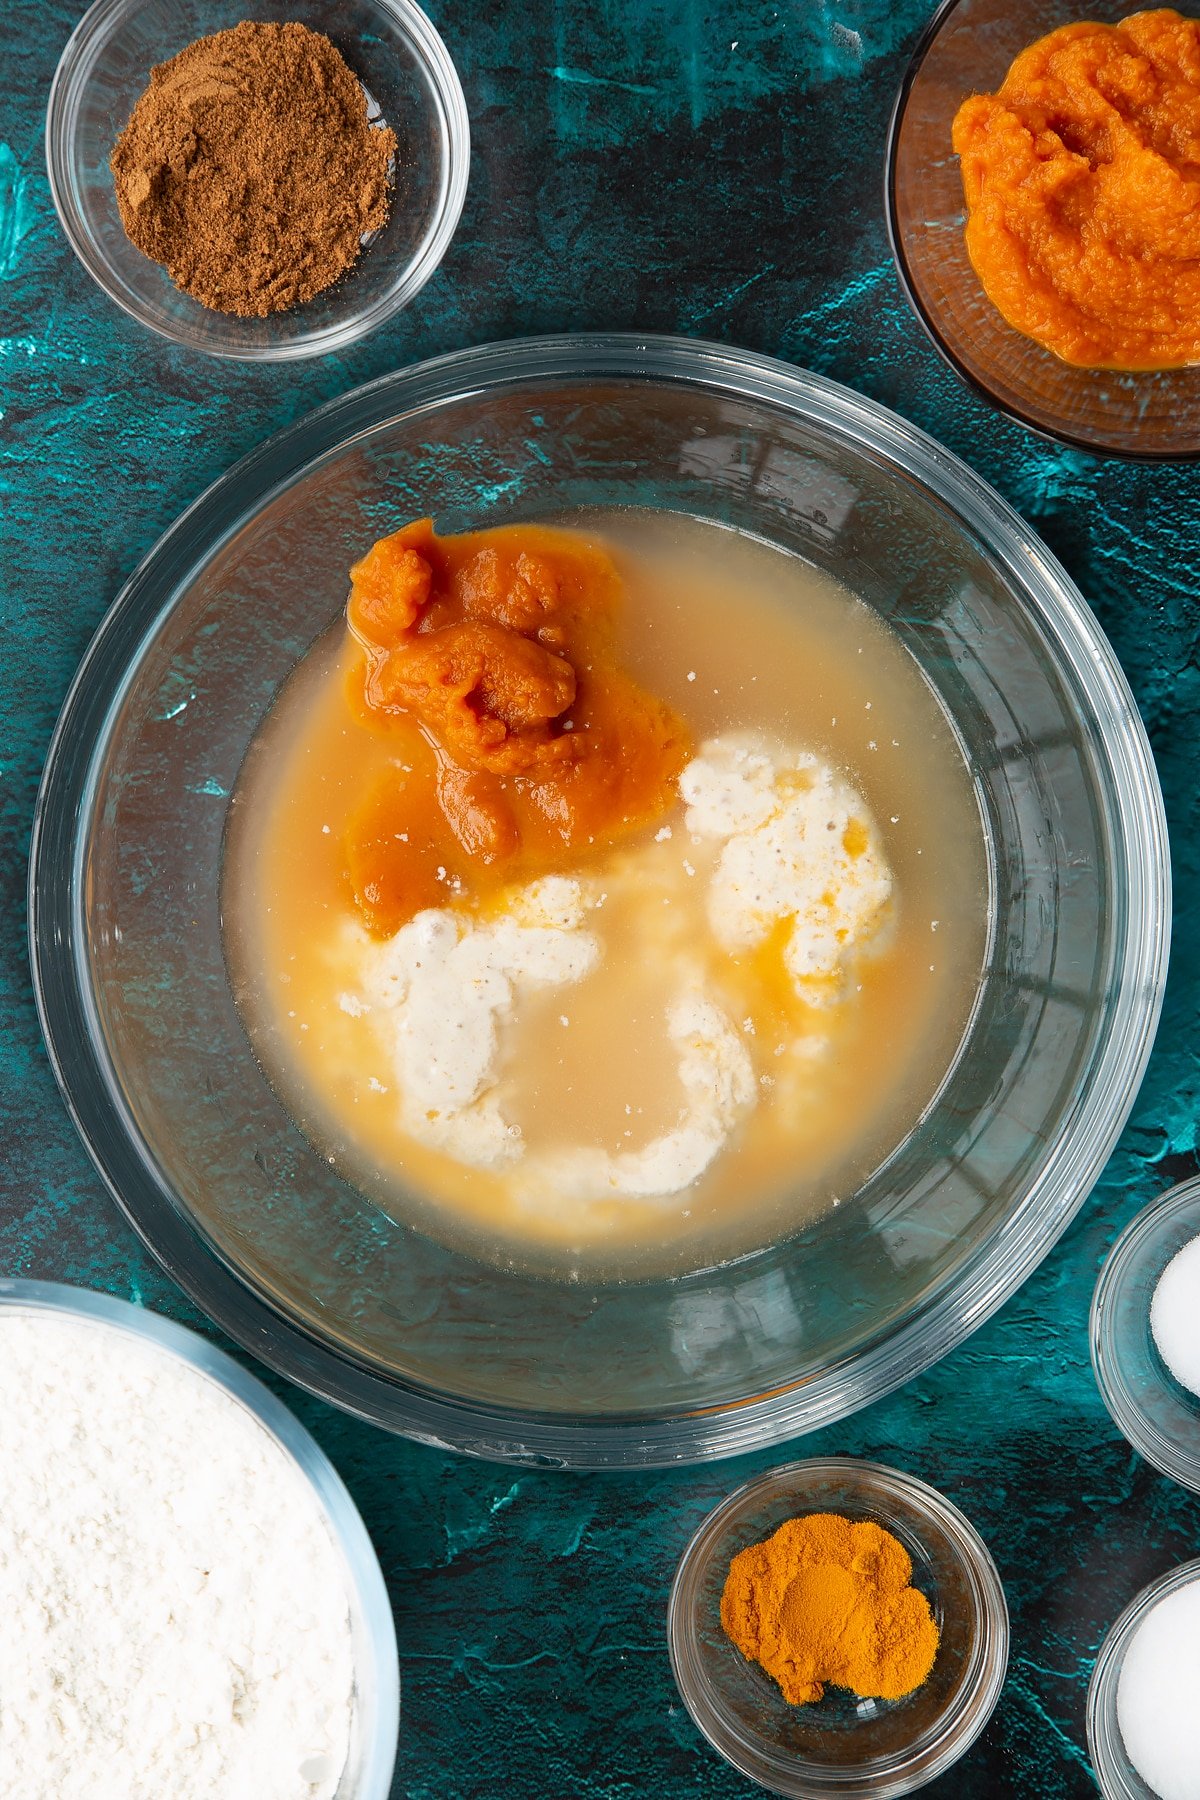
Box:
667;1458;1008;1797
1087;1557;1200;1800
0;1278;400;1799
46;0;469;360
885;0;1200;459
1091;1177;1200;1494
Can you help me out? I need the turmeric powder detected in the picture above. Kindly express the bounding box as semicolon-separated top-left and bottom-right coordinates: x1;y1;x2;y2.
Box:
720;1512;939;1705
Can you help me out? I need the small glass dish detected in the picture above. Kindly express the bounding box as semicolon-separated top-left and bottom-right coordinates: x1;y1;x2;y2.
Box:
885;0;1200;459
667;1458;1008;1797
1087;1557;1200;1799
0;1277;400;1799
1091;1177;1200;1494
45;0;469;360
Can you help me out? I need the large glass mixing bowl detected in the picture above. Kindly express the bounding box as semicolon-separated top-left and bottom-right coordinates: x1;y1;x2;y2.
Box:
29;335;1169;1467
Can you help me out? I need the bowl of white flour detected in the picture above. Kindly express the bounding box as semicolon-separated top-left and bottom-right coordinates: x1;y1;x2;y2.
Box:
0;1279;399;1800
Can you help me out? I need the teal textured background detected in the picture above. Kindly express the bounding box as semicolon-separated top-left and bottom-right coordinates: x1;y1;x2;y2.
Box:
4;1;1200;1793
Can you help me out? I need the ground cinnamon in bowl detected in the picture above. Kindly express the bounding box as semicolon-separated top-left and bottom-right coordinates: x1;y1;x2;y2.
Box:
110;21;397;318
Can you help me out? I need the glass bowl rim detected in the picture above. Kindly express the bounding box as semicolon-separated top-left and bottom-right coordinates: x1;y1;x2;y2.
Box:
1085;1554;1200;1799
0;1275;400;1797
44;0;471;363
28;330;1171;1467
1090;1176;1200;1494
883;0;1200;464
666;1455;1010;1797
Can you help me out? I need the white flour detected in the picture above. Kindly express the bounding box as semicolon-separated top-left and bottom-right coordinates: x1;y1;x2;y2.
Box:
0;1310;355;1800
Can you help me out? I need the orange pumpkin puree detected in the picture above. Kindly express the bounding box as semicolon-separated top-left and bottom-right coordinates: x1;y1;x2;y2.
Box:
344;519;690;934
953;9;1200;369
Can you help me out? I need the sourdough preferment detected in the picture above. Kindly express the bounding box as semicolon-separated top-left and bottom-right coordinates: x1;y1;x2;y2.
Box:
110;22;396;317
225;512;989;1269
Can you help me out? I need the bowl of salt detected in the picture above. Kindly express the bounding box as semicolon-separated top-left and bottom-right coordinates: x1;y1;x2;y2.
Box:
1088;1556;1200;1800
1091;1175;1200;1495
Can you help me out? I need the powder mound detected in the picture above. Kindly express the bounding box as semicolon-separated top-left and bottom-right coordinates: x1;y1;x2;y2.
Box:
721;1512;939;1705
1117;1580;1200;1800
110;21;397;317
1150;1232;1200;1399
0;1311;354;1799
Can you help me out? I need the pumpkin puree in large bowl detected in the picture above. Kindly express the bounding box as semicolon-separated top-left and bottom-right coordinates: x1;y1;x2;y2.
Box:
345;519;689;935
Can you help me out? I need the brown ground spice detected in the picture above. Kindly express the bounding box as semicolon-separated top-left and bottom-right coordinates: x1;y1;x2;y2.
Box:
110;21;397;318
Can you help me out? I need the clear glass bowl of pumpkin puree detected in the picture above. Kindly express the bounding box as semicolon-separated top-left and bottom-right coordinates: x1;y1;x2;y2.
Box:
668;1458;1009;1797
29;334;1168;1466
887;0;1200;459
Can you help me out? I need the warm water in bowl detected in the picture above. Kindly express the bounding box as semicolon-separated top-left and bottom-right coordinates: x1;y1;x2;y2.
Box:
31;337;1167;1464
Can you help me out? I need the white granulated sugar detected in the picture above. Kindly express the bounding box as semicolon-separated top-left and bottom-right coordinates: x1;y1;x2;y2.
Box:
1117;1579;1200;1800
1151;1232;1200;1398
359;875;599;1167
680;734;893;1005
0;1311;354;1800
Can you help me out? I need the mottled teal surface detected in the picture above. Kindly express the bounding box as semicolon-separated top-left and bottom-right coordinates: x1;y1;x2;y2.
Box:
4;1;1200;1794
